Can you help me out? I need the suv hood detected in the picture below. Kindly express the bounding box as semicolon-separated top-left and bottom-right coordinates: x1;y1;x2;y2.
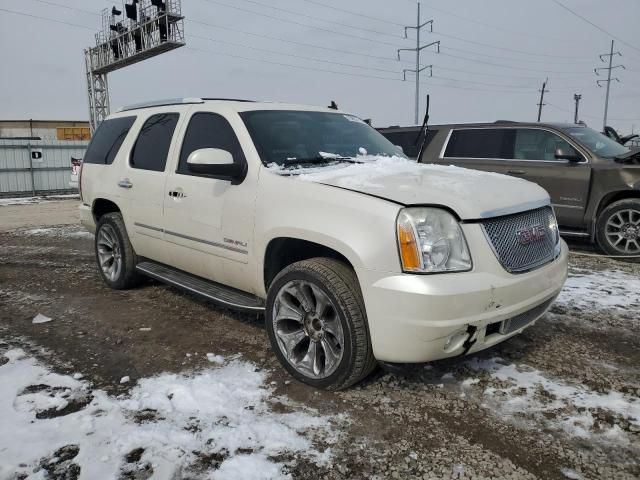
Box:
292;157;550;220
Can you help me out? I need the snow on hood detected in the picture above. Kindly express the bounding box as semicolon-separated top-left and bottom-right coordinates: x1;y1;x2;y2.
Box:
287;156;550;220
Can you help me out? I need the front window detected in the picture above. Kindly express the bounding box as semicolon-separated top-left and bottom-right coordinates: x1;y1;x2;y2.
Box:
240;110;405;167
563;126;630;158
513;129;578;161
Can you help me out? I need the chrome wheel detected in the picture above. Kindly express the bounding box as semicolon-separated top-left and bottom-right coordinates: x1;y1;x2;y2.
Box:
272;280;344;379
605;209;640;254
97;224;122;282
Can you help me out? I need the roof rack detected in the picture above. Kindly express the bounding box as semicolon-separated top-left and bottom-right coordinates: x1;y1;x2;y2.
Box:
118;97;256;113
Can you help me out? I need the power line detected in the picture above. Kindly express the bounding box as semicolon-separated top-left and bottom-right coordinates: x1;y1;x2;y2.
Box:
189;33;402;75
442;45;593;66
236;0;406;40
433;30;591;60
295;0;406;27
0;6;94;30
200;0;407;48
30;0;99;16
550;0;640;54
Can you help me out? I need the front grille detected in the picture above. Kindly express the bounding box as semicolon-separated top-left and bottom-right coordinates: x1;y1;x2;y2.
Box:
481;206;559;273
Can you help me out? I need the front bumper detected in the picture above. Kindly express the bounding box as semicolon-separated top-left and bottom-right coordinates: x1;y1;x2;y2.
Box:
357;235;569;363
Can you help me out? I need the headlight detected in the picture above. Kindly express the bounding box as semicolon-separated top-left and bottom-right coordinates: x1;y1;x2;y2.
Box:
397;207;472;273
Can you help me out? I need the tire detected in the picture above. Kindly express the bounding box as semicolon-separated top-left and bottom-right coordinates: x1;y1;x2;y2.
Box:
595;198;640;260
95;212;142;289
265;258;377;390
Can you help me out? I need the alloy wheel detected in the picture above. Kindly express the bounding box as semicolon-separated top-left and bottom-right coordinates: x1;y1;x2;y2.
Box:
605;209;640;254
272;280;344;379
97;224;123;282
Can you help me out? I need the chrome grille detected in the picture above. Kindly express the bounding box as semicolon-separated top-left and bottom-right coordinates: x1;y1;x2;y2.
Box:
481;206;559;273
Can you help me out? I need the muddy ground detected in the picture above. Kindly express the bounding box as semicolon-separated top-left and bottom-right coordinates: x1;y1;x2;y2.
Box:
0;199;638;479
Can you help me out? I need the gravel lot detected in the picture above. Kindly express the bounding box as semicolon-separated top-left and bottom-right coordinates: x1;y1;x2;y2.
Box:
0;199;638;479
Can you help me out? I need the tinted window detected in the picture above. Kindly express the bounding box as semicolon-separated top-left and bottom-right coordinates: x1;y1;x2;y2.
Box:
241;110;403;166
512;129;577;161
564;126;629;158
130;113;179;172
83;116;136;165
178;113;245;174
444;128;508;159
379;129;438;159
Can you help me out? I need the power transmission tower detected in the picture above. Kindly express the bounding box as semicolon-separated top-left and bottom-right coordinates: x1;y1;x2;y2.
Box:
536;78;549;122
595;40;625;131
397;2;440;125
573;94;582;124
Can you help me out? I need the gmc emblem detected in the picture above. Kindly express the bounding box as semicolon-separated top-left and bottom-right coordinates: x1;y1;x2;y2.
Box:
516;225;547;245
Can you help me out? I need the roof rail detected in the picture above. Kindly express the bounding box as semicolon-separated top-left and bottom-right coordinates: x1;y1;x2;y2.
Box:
494;120;518;124
117;98;205;112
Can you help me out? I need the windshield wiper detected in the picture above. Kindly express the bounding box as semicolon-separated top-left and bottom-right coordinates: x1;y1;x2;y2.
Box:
282;156;362;166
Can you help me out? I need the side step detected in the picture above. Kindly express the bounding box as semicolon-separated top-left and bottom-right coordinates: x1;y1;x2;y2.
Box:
136;261;265;312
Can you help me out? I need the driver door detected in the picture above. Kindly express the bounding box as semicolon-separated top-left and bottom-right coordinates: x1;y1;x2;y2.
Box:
161;108;258;292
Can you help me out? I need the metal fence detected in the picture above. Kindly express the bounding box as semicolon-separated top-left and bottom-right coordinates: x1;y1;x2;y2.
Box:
0;139;88;197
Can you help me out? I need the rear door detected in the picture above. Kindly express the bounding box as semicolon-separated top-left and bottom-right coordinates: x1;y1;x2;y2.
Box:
506;128;591;228
439;128;513;176
117;111;181;261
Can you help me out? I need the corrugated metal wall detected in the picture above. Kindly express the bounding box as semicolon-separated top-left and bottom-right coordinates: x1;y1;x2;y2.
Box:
0;139;88;197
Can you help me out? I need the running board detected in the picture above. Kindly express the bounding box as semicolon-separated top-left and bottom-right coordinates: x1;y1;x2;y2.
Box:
136;261;265;312
559;230;590;237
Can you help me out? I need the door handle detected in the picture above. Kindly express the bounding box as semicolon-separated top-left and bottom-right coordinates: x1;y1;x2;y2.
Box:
507;170;525;175
168;190;187;198
117;179;133;188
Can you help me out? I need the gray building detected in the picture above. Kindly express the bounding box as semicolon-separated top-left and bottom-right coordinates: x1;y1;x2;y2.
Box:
0;120;91;197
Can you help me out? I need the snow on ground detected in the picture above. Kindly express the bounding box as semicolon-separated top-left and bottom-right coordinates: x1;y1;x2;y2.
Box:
463;357;640;446
21;226;94;239
0;194;79;206
0;347;338;480
557;267;640;311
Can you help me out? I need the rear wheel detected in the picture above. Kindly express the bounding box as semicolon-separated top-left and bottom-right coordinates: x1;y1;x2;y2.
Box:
265;258;377;390
596;199;640;259
95;212;142;289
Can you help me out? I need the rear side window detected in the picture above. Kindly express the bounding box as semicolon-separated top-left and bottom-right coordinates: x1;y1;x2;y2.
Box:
83;116;136;165
130;113;179;172
177;112;245;175
379;129;438;158
444;128;508;159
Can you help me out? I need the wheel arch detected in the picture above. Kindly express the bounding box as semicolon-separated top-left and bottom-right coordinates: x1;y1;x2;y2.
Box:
596;190;640;218
92;198;121;223
263;236;356;293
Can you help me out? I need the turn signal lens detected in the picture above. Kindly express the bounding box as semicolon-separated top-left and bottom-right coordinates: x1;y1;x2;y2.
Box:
397;220;421;271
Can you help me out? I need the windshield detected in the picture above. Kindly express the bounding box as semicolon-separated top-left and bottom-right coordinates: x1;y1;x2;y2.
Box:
240;110;406;167
563;126;630;158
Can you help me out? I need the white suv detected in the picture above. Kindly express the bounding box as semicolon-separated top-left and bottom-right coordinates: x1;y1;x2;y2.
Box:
79;98;568;389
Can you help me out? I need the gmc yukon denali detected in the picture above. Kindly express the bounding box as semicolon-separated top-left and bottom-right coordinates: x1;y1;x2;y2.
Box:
79;99;568;389
380;122;640;258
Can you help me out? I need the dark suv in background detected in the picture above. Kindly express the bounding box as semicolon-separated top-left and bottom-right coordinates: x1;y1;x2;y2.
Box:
379;122;640;258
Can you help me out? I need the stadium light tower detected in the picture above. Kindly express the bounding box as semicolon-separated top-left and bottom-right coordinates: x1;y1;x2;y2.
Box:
85;0;186;131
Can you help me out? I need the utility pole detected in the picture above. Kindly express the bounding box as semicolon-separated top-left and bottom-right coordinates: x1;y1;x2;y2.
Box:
595;40;624;131
398;3;440;125
537;78;549;122
573;94;582;124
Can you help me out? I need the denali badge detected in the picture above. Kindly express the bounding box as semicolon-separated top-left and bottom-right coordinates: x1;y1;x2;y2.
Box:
516;225;547;245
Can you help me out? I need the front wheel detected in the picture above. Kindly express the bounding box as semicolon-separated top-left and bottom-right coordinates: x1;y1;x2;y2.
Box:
595;198;640;259
265;258;377;390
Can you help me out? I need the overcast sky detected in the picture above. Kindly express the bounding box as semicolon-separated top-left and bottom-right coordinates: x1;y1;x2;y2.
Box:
1;0;639;133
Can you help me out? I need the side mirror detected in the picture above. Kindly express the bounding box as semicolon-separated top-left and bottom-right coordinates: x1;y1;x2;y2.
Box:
187;148;244;179
554;148;583;163
395;145;404;154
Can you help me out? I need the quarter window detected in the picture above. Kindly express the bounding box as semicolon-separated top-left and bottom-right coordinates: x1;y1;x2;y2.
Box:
512;129;578;161
443;129;508;159
130;113;179;172
83;116;136;165
178;112;245;175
